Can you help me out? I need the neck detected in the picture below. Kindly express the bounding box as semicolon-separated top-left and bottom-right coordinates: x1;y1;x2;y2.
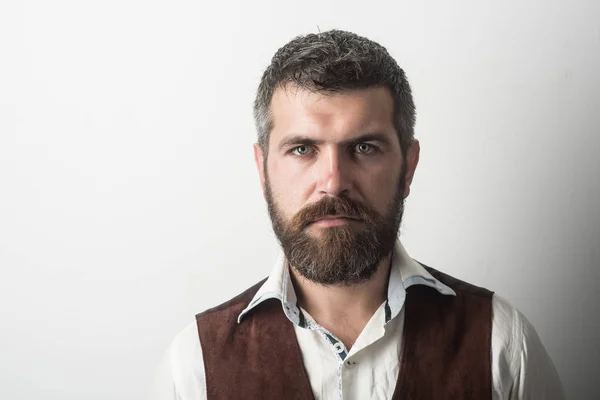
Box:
289;253;392;350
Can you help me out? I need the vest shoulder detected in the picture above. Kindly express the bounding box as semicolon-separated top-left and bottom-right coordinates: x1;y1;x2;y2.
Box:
419;262;494;298
195;277;268;318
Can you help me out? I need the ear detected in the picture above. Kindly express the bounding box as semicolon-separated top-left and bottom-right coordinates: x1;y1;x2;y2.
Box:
253;143;267;200
403;139;420;199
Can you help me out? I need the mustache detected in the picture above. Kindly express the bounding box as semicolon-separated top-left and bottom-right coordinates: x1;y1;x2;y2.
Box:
289;195;381;230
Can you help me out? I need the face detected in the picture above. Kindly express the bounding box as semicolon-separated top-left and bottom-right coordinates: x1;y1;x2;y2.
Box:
254;85;420;286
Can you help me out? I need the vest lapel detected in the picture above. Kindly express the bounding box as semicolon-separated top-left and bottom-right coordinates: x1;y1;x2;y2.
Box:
197;286;314;400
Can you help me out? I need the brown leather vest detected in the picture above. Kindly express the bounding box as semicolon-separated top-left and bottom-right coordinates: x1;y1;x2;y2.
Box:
196;265;494;399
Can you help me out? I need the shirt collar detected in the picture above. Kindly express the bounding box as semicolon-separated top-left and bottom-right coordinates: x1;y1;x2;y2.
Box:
237;240;456;325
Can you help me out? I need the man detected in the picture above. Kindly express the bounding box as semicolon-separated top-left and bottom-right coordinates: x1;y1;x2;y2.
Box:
154;30;564;399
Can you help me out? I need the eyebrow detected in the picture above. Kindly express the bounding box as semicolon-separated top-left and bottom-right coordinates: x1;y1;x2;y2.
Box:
277;132;393;152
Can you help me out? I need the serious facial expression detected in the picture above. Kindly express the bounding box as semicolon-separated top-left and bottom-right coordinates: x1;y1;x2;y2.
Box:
254;85;419;285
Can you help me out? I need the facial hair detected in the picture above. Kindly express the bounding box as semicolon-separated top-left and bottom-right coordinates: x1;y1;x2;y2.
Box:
265;167;406;286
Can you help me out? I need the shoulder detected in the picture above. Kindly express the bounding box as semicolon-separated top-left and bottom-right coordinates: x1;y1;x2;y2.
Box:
490;294;565;399
170;321;205;390
490;294;527;380
168;321;204;373
154;279;277;400
490;293;545;369
491;294;527;347
156;321;206;400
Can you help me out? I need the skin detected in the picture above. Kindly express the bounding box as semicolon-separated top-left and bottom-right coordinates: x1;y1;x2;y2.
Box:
253;84;421;349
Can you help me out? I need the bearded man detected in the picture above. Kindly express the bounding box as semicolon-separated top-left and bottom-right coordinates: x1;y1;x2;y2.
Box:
154;30;564;400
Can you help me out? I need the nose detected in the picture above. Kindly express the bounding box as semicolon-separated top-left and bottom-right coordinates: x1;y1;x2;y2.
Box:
316;147;351;197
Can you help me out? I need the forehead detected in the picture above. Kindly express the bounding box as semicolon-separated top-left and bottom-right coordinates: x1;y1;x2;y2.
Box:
269;85;396;144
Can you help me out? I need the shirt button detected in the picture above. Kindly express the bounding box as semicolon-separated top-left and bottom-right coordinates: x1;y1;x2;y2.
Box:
333;342;345;353
345;360;357;368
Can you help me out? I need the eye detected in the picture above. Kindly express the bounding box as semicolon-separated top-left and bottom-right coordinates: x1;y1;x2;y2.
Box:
354;143;376;154
291;145;313;156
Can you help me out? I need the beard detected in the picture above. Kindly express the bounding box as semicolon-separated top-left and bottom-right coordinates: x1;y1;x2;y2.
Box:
265;167;406;286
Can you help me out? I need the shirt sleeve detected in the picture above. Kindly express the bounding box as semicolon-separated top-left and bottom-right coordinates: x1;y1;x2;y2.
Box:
153;321;207;400
491;294;565;400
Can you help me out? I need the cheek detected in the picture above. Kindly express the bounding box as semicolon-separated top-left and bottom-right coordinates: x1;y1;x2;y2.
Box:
359;163;401;210
267;160;309;218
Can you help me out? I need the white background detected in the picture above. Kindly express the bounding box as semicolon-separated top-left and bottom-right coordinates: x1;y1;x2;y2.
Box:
1;0;598;399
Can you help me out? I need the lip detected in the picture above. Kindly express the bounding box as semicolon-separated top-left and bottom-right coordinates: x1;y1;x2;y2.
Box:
319;215;350;220
311;216;358;227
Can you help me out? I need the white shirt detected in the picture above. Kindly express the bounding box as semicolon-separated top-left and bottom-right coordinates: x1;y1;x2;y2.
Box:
154;241;565;399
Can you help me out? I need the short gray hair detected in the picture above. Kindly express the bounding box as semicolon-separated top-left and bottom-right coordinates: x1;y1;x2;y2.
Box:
253;29;416;156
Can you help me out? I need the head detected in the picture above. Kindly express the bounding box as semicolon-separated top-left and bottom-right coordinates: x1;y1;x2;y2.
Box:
253;30;420;286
